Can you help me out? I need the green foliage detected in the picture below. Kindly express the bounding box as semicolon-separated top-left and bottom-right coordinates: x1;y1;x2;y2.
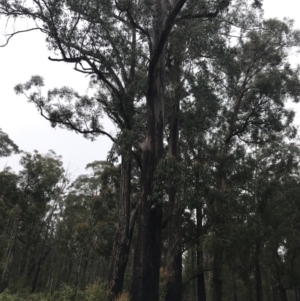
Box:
62;160;118;260
0;290;49;301
0;281;113;301
54;284;75;301
0;290;15;301
0;129;19;157
84;280;108;301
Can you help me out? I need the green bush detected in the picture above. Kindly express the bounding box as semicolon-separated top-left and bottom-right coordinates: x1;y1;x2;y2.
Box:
85;280;108;301
0;290;15;301
0;291;50;301
0;280;113;301
56;284;76;301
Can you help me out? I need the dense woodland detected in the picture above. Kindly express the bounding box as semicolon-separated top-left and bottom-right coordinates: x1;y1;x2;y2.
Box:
1;0;300;300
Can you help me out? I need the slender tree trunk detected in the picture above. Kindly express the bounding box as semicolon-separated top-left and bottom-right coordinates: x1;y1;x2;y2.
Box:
49;278;53;295
278;288;288;301
270;265;288;301
191;247;197;300
212;246;223;301
295;287;299;301
108;152;133;300
19;245;29;277
165;202;182;301
31;247;51;293
274;272;288;301
80;259;88;290
212;142;230;301
233;275;238;301
31;257;42;293
165;44;182;301
270;274;280;301
2;222;17;279
67;255;73;284
273;249;288;301
254;243;263;301
212;187;225;301
197;206;206;301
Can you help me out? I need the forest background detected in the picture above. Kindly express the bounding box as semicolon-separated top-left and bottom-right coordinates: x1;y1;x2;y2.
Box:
1;1;300;301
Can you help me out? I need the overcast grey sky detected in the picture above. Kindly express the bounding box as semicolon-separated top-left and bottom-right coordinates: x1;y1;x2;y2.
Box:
0;0;300;176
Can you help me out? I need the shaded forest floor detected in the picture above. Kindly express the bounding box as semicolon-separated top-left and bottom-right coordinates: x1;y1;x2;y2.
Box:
0;283;129;301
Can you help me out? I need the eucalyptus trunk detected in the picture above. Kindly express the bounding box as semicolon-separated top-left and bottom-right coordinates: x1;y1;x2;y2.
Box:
212;170;227;301
130;0;206;299
130;56;165;301
165;47;182;301
108;152;132;300
273;248;288;301
197;206;206;301
212;246;223;301
130;2;166;300
131;0;166;298
254;243;263;301
274;266;288;301
165;206;182;301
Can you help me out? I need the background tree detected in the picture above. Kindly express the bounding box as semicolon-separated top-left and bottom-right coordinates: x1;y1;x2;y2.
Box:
0;150;66;292
0;128;19;157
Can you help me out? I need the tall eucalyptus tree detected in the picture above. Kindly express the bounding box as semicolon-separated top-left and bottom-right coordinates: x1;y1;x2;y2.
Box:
0;0;263;300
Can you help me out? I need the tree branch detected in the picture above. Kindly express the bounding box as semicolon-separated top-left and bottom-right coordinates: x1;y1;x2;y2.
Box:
0;28;43;47
175;10;219;23
37;105;116;143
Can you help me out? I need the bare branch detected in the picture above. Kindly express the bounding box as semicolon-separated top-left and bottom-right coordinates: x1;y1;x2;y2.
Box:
0;27;43;47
